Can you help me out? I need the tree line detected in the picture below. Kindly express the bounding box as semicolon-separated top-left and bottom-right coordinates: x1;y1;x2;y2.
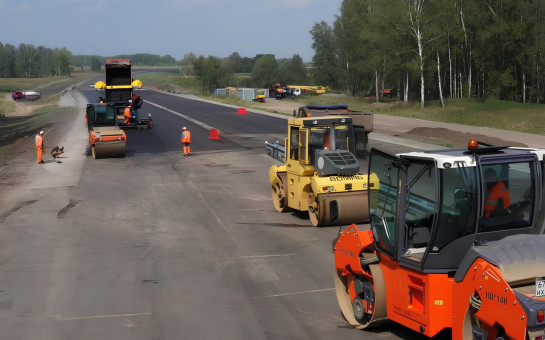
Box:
310;0;545;107
0;42;179;78
181;52;308;93
0;42;72;78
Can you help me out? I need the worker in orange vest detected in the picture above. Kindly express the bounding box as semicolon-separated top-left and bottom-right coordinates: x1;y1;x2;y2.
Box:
123;106;132;125
324;133;331;150
483;168;511;218
35;130;44;164
181;127;191;156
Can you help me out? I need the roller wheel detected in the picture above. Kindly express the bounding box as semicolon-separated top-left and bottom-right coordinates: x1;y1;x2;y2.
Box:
308;192;323;227
272;182;289;212
462;298;522;340
334;264;387;329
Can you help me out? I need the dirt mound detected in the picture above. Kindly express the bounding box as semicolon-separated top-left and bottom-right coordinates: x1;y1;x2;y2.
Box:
405;127;528;148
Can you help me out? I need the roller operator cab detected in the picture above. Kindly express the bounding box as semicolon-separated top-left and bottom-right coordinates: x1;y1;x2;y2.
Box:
295;105;373;159
85;103;126;159
269;116;379;227
333;141;545;339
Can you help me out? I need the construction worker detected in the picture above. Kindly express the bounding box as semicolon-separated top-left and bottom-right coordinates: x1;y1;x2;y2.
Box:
181;127;191;156
123;105;132;125
324;132;331;150
483;168;511;218
35;130;44;164
51;145;64;158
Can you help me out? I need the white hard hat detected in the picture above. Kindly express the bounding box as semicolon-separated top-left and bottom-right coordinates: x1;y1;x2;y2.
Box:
39;131;44;135
182;127;187;130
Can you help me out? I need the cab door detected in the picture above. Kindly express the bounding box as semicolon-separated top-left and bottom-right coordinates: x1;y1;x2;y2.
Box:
368;148;401;259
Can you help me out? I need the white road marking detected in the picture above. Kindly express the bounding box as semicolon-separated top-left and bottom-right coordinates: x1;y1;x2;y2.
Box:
46;312;151;321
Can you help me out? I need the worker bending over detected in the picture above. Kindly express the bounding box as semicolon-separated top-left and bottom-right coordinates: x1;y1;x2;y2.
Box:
51;145;64;158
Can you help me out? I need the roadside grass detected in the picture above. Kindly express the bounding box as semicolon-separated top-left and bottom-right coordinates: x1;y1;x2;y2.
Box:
135;70;199;94
0;77;58;92
0;93;15;117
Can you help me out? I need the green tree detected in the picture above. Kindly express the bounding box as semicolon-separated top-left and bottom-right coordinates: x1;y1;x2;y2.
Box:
252;54;278;88
310;21;342;89
90;56;102;72
52;48;72;76
193;55;225;93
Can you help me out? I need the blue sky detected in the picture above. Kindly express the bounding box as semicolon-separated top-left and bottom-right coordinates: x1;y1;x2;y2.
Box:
0;0;343;62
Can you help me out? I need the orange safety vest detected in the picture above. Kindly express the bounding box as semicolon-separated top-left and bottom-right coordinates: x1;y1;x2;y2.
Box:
181;130;191;144
35;134;43;148
484;181;510;218
124;107;131;118
324;134;331;150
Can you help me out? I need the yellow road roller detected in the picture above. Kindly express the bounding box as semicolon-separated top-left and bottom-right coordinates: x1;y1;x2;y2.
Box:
267;116;378;226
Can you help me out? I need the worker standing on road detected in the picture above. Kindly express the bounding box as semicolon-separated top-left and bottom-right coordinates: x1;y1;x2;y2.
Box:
35;130;44;164
181;127;191;156
123;105;132;125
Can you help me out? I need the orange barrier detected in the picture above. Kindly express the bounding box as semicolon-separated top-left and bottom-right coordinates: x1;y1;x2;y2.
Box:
209;129;221;140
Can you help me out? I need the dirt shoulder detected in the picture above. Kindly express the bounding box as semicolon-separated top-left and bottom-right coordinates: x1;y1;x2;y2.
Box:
249;98;542;149
0;87;78;203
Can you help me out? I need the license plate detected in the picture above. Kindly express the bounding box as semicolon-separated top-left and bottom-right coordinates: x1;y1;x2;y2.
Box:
537;277;545;297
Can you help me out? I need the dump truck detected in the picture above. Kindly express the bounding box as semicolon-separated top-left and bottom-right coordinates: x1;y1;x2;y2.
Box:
333;140;545;339
295;105;373;158
93;59;152;129
267;115;379;226
85;103;126;159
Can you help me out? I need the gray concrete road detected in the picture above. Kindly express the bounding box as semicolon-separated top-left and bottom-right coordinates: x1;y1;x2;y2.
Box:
2;83;534;339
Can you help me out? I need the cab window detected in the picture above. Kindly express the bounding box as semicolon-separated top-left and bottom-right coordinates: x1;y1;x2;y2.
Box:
432;165;478;251
478;161;534;232
403;161;436;260
369;151;399;256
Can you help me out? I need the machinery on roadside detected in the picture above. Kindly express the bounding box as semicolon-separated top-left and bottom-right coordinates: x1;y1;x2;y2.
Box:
93;58;152;129
11;90;40;101
85;103;126;159
253;89;266;103
295;105;373;158
267;115;379;226
333;140;545;339
287;85;327;94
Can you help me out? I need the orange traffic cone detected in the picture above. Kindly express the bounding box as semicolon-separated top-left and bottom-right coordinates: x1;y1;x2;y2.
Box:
237;107;247;115
209;128;221;140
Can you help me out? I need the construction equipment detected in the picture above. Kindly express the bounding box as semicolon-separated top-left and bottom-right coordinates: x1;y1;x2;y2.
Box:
333;140;545;339
267;115;379;226
287;85;327;94
253;89;266;102
296;105;373;158
93;59;152;129
11;90;40;101
85;103;126;159
271;83;284;99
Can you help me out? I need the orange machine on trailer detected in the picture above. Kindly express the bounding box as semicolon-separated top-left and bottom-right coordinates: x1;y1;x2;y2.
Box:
334;141;545;339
